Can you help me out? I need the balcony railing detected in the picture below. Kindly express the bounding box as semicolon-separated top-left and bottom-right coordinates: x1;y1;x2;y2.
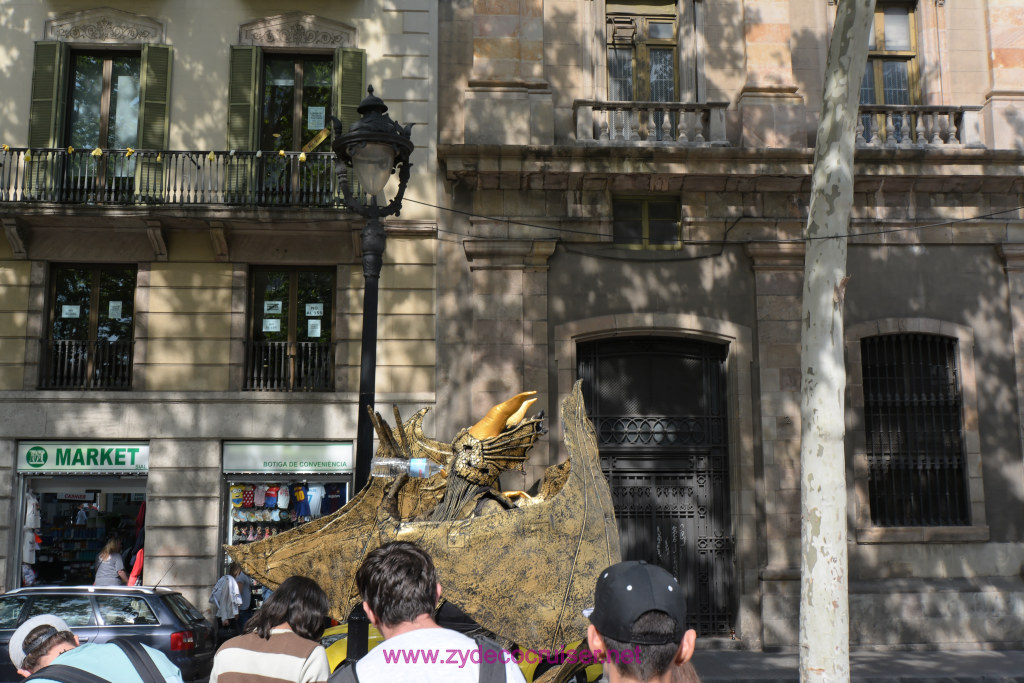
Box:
243;341;335;392
0;148;353;207
39;339;134;390
856;105;983;148
574;100;730;146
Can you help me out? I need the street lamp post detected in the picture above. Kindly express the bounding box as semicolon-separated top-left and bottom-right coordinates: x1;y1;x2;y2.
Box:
332;86;414;660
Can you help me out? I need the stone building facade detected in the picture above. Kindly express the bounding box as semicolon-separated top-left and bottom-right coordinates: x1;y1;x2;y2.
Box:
0;0;1022;654
0;1;439;616
436;0;1024;650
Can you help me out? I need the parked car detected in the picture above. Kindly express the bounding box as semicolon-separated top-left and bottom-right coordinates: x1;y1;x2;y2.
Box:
0;585;215;683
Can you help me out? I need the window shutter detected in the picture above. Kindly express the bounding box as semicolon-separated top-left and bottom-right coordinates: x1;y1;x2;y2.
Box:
139;44;173;149
28;41;69;149
228;46;261;151
138;45;172;201
334;48;365;135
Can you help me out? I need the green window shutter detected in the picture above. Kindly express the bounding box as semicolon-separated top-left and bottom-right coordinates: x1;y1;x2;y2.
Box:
137;44;172;201
28;41;69;149
139;44;173;149
334;47;365;134
228;46;261;151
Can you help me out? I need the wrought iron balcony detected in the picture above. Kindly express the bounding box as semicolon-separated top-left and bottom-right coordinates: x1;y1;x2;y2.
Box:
243;340;335;392
573;100;731;146
0;148;352;207
39;339;134;390
856;104;983;149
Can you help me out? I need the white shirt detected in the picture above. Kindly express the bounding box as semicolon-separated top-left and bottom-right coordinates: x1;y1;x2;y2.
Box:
25;492;41;528
356;627;526;683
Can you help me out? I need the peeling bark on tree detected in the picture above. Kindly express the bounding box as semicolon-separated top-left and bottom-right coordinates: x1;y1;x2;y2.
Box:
799;0;875;680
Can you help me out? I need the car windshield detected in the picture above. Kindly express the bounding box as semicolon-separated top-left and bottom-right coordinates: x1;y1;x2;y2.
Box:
165;594;204;624
0;597;27;629
26;596;93;626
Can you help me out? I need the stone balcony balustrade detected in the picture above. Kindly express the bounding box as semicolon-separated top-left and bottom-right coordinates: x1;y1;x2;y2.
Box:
573;99;731;146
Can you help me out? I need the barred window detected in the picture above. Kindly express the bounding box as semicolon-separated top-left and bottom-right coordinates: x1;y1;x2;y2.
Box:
861;333;970;526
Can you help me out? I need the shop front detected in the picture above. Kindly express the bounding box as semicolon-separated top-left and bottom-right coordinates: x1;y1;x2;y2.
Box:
15;441;148;587
221;441;353;607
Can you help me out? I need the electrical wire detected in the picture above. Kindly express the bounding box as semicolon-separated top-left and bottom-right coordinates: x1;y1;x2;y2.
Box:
402;197;1024;246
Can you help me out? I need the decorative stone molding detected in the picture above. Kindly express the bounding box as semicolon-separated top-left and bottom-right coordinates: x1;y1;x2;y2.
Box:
44;8;165;44
239;13;356;49
2;218;27;259
463;238;557;272
745;242;806;270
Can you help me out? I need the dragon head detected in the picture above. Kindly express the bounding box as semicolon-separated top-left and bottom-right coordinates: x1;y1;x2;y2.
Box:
449;391;546;487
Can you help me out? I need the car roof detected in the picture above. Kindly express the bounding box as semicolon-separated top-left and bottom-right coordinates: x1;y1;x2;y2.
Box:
2;586;178;597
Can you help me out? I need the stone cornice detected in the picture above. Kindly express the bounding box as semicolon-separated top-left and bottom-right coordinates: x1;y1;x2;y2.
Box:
45;7;165;44
745;242;806;270
239;13;356;49
999;243;1024;270
463;238;558;271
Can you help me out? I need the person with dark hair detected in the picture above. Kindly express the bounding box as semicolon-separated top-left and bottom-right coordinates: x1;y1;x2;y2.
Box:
332;540;525;682
8;614;183;681
209;574;331;683
586;561;698;683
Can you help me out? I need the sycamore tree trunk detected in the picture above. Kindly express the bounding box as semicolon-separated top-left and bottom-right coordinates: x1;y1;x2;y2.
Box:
799;0;876;680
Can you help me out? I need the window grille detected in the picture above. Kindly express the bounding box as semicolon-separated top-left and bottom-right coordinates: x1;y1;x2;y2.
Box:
862;333;970;526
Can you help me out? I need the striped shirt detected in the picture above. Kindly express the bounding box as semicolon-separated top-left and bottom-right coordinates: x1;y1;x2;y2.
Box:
210;627;330;683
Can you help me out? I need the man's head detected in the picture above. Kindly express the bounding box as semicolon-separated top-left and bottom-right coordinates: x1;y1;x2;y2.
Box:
356;541;440;630
586;561;697;682
9;615;78;677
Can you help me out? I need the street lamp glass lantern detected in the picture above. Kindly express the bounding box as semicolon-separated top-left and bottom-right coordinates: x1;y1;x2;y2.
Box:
349;141;397;197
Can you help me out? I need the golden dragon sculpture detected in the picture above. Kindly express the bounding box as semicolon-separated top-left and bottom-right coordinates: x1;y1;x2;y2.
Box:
226;380;620;652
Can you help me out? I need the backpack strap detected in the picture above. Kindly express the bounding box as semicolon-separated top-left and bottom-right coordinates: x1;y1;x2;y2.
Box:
25;664;111;683
327;660;360;683
109;638;165;683
473;635;506;683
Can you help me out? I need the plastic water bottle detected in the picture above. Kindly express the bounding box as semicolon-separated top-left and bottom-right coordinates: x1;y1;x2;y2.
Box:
370;457;445;479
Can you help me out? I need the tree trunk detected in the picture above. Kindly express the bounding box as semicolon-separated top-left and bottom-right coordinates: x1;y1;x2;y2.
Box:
798;0;876;680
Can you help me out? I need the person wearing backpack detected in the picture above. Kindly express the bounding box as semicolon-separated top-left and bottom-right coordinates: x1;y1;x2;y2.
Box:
8;614;183;682
329;541;522;683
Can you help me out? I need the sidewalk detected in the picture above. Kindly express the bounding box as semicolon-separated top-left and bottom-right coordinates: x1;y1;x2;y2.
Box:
690;649;1024;682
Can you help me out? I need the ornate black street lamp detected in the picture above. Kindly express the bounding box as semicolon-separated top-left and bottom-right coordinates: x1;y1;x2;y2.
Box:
332;86;414;660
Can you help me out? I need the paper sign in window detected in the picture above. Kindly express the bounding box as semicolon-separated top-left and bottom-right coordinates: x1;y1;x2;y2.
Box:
307;106;325;130
264;301;282;315
62;305;81;319
308;319;321;338
306;303;323;317
109;301;123;319
263;319;281;332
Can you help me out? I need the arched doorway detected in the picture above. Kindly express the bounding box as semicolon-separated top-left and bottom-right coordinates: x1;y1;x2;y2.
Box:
577;336;735;636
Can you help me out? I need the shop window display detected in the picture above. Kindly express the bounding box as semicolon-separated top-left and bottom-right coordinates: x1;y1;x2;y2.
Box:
224;480;346;609
227;481;345;545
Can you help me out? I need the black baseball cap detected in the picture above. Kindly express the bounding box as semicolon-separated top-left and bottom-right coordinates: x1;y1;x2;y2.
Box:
586;561;686;645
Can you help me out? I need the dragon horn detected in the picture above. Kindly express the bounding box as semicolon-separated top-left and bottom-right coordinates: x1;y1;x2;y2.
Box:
505;397;538;429
469;391;538;439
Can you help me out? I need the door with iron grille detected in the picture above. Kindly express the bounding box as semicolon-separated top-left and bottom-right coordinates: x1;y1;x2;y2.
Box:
578;337;734;636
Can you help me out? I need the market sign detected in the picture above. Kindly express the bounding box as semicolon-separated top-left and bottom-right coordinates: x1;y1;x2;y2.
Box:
18;442;149;473
223;442;353;474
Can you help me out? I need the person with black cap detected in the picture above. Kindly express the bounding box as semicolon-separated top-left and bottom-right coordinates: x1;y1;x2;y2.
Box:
8;613;183;682
585;561;698;683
